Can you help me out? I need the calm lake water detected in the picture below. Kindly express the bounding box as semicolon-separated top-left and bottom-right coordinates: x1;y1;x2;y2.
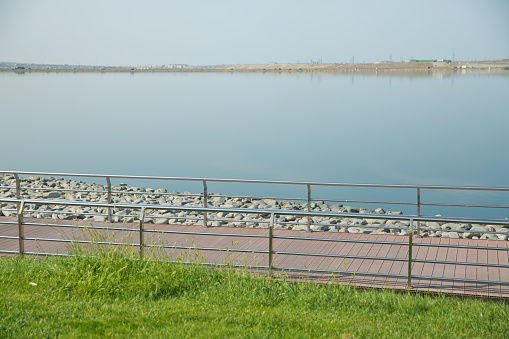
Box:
1;70;508;219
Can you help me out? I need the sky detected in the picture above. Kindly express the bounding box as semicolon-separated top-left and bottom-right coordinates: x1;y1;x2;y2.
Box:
1;0;508;66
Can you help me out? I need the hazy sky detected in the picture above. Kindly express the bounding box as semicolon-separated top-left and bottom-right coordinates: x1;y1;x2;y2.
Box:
1;0;508;66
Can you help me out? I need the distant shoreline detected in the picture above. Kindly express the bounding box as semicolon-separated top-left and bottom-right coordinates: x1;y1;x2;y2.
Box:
1;61;508;74
210;61;509;72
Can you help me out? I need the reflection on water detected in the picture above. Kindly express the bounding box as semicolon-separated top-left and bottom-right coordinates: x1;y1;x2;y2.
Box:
1;71;508;218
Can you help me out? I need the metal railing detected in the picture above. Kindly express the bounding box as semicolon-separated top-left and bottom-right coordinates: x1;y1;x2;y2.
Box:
1;170;509;234
2;197;509;291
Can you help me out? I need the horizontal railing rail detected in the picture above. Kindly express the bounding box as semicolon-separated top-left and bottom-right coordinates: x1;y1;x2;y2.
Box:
3;197;509;224
2;197;509;291
2;170;509;191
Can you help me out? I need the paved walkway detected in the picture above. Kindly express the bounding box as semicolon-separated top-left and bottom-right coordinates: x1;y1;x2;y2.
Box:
1;216;509;298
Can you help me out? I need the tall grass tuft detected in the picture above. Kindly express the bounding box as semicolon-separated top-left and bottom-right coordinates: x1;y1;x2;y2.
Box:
2;226;509;337
42;226;238;301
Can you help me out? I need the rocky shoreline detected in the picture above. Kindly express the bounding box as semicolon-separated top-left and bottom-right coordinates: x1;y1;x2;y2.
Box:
1;174;508;241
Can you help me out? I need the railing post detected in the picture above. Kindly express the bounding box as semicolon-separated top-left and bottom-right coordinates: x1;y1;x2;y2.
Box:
416;188;421;236
407;218;414;290
18;201;25;257
14;174;23;255
14;174;21;199
106;176;112;222
269;212;274;276
139;207;146;259
307;184;311;232
203;180;208;227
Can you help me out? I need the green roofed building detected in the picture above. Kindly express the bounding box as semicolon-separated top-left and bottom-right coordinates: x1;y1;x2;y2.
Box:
410;59;437;62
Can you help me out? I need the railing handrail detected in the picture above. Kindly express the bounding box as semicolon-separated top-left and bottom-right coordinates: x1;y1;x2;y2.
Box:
2;197;509;226
2;170;509;191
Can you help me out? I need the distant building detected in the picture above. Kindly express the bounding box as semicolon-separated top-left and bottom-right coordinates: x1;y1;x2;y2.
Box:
136;64;189;70
164;64;188;69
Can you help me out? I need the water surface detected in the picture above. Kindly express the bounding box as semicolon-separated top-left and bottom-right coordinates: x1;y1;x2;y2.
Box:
1;71;508;218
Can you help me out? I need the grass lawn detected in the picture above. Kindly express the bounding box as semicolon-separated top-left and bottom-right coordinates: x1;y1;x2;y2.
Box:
1;243;509;338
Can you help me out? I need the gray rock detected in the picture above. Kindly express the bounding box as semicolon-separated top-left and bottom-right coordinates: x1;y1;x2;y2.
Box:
471;225;487;231
343;218;367;225
212;196;226;205
311;225;329;232
311;216;323;223
464;232;481;239
426;222;441;230
263;199;277;207
292;224;308;231
485;225;496;232
347;227;371;234
177;212;189;218
344;207;359;213
448;223;472;231
249;201;265;209
448;232;460;239
441;223;455;230
372;228;390;235
367;218;386;225
393;222;408;228
45;191;62;198
390;227;402;234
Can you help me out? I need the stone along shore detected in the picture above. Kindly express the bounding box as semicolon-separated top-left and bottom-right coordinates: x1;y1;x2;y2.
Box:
1;174;508;241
